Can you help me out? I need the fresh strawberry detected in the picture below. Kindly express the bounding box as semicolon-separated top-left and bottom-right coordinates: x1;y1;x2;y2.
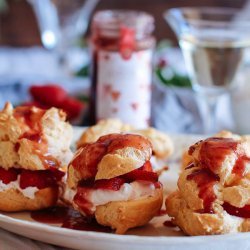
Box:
123;169;158;183
94;178;125;191
30;85;67;107
0;167;19;184
19;170;45;189
60;97;84;120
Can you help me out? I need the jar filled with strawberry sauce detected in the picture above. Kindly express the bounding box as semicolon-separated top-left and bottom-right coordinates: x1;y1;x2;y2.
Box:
89;10;155;128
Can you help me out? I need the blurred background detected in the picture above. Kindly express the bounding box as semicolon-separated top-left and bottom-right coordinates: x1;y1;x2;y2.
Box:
0;0;250;134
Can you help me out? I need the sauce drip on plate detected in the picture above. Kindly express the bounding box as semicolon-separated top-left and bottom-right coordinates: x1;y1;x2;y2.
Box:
31;206;111;233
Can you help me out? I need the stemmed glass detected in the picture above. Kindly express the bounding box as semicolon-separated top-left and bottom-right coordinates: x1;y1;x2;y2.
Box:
28;0;99;75
164;7;250;134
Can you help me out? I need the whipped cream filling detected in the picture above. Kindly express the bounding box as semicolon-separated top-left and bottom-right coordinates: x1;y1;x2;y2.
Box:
67;181;157;214
63;187;76;203
90;181;156;207
0;177;39;199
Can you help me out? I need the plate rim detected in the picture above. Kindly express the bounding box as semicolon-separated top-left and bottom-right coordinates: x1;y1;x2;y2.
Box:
1;212;250;245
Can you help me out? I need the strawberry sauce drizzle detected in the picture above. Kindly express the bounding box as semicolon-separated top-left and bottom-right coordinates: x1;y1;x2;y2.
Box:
187;169;219;213
198;138;238;174
71;133;151;179
187;138;250;214
13;106;60;168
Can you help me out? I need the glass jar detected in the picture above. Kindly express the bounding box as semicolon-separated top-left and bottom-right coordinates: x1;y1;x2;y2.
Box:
89;10;155;128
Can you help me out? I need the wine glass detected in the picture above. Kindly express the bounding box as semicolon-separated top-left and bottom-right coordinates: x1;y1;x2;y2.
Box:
28;0;99;75
164;7;250;134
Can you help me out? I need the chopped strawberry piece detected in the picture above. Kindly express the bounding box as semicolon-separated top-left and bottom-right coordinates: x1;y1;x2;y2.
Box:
60;97;84;120
223;202;250;218
50;167;65;181
78;179;95;188
141;161;153;172
154;182;162;189
30;85;67;107
0;167;19;184
19;168;64;189
123;169;158;183
94;178;125;191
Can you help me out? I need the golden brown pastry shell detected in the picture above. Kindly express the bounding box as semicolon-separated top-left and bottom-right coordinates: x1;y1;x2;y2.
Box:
95;187;163;234
0;187;58;212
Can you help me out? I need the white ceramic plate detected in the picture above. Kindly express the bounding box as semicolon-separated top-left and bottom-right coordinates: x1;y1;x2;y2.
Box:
1;128;249;250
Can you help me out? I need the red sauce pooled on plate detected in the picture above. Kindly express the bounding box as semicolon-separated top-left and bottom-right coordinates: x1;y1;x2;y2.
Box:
31;206;111;233
30;206;69;223
232;155;250;177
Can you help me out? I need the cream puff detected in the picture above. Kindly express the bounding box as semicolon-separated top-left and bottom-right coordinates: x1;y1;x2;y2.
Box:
166;136;250;235
67;133;163;234
76;118;173;173
0;102;73;211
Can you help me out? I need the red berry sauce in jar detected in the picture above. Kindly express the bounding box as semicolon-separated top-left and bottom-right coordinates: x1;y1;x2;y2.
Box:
89;10;155;127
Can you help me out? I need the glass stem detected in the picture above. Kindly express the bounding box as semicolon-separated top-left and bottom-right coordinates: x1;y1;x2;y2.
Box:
202;95;219;134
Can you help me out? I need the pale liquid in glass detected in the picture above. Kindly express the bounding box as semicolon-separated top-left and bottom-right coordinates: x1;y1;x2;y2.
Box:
180;33;250;95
